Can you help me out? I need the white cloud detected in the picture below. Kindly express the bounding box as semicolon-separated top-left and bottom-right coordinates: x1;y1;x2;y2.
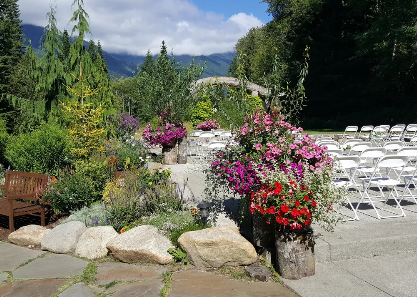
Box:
17;0;264;56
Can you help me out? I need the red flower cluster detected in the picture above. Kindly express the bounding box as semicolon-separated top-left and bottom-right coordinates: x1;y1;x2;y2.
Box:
250;181;317;230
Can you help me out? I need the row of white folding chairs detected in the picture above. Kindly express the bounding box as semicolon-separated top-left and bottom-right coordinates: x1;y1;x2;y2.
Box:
332;147;417;220
342;124;417;142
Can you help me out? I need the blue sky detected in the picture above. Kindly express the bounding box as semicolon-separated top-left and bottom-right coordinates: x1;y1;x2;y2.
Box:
18;0;271;56
190;0;272;24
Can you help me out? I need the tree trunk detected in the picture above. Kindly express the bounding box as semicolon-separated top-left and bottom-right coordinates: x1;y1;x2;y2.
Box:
275;228;315;280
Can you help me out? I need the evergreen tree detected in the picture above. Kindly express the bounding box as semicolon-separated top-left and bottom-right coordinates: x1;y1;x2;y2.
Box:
97;41;108;75
8;44;45;132
87;39;97;62
60;29;71;70
38;4;65;113
140;49;156;75
0;0;24;95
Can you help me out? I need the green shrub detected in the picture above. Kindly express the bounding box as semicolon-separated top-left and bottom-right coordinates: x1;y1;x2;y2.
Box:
75;154;114;199
5;122;72;175
169;220;207;246
190;96;213;128
42;167;99;214
0;119;9;166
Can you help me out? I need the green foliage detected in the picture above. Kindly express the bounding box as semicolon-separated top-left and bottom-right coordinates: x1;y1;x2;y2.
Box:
190;96;213;127
159;271;173;297
5;122;72;175
42;168;97;214
0;0;23;94
0;119;9;166
62;101;105;160
62;203;110;227
115;139;147;170
169;220;207;247
167;247;188;266
130;41;204;122
81;263;97;284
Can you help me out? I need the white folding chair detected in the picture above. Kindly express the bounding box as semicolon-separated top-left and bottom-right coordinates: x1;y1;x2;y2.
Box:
390;147;417;178
342;126;358;140
340;139;363;150
327;149;343;158
189;130;204;137
371;126;389;146
383;141;404;152
333;155;361;220
358;155;408;219
355;147;386;179
387;125;405;141
402;124;417;142
358;125;374;140
349;142;372;155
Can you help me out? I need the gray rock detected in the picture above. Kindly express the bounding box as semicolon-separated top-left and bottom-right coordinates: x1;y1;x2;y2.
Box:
41;221;87;254
106;225;174;264
75;226;118;260
8;225;50;248
245;264;272;281
178;226;258;268
13;253;88;279
59;283;96;297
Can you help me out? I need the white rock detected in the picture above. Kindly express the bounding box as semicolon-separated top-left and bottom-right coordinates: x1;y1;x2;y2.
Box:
178;226;258;268
41;221;87;254
8;225;50;248
75;226;118;260
106;225;174;264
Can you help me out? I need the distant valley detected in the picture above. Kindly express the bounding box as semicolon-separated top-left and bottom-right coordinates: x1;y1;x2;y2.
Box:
22;24;234;79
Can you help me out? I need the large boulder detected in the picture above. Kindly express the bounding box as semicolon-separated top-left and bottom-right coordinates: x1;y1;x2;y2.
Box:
41;221;87;254
8;225;50;248
106;225;173;264
178;226;258;268
75;226;118;260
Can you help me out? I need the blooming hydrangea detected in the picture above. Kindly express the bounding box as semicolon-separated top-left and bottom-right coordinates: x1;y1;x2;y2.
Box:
197;119;220;131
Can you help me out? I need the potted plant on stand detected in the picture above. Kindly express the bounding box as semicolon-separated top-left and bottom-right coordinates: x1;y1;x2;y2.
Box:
142;108;187;165
208;108;344;279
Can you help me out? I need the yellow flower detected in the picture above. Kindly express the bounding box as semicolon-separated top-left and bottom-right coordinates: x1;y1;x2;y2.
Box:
149;182;152;185
120;227;126;233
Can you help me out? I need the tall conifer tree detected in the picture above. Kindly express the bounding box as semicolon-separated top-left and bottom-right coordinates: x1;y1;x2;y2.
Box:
38;4;64;113
0;0;23;95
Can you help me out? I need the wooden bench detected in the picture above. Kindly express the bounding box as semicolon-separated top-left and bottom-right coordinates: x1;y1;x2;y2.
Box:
0;171;49;231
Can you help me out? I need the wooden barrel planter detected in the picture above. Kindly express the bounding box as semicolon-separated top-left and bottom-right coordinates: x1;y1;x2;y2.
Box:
275;225;315;280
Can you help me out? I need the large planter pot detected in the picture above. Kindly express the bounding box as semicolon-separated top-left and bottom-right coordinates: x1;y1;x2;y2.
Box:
177;138;187;164
275;226;315;280
162;141;177;165
252;212;275;248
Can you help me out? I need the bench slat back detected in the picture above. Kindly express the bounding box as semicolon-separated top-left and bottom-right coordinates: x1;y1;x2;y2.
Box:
3;171;49;202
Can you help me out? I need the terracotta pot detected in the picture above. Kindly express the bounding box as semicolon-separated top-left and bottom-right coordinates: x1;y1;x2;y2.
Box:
275;226;315;280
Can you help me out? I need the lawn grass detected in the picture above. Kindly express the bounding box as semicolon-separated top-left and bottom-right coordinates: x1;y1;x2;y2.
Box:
303;129;346;135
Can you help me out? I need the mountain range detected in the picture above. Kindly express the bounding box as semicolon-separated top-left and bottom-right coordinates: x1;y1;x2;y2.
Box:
22;24;234;79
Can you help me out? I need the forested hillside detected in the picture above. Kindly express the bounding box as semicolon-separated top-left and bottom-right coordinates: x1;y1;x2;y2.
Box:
230;0;417;128
22;24;233;79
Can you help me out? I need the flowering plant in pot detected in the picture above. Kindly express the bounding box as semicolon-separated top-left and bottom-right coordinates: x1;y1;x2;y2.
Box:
207;108;344;279
142;122;187;147
197;119;220;131
142;107;187;147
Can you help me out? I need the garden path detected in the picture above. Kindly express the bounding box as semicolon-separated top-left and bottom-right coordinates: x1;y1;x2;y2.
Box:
0;241;297;297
